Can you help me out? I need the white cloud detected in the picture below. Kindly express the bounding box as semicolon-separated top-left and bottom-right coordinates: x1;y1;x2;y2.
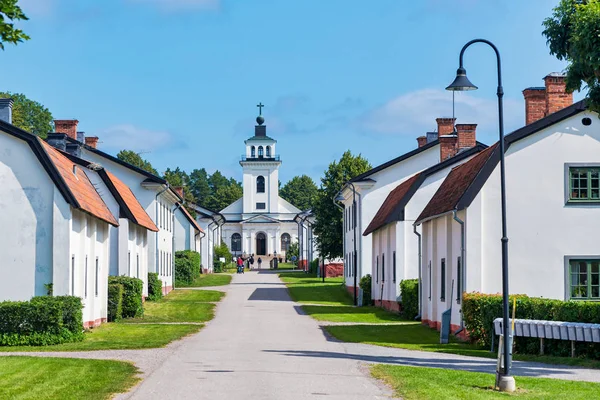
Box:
96;124;172;153
359;88;524;140
128;0;220;11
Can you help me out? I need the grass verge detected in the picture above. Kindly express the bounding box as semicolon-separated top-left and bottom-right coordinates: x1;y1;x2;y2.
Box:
125;290;221;323
371;364;600;399
279;272;352;306
302;305;406;323
0;356;140;400
176;273;232;288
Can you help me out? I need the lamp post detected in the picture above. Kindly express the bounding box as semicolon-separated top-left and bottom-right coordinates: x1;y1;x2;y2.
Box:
334;182;358;306
446;39;514;392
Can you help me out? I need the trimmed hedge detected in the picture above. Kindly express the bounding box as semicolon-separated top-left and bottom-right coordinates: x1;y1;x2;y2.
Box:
108;276;143;318
400;279;419;320
0;296;84;346
175;250;201;285
213;260;223;273
463;292;600;359
147;272;163;301
108;283;123;322
359;274;372;306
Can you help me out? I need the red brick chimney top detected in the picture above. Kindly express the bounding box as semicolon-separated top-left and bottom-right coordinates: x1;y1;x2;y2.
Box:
417;136;427;148
84;136;99;149
436;117;456;136
54;119;79;140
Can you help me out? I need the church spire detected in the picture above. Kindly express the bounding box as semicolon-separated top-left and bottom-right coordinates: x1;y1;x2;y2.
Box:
255;102;266;136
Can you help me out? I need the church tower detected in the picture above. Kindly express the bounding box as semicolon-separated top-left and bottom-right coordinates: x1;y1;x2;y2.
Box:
240;104;281;215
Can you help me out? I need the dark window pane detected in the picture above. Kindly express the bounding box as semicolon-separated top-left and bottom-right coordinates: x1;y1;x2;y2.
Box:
592;286;599;298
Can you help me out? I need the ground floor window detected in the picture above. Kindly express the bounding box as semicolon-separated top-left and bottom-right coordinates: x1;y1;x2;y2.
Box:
392;251;396;283
440;258;446;302
569;259;600;300
456;257;462;304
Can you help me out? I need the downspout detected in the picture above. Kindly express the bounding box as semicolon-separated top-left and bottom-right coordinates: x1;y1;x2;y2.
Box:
171;203;182;289
453;209;466;334
155;184;169;288
413;224;422;320
207;218;216;272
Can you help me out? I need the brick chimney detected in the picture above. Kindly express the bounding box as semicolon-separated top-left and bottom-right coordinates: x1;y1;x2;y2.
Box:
436;118;456;136
522;73;573;125
455;124;477;150
54;120;79;140
439;134;458;161
417;136;427;148
85;136;99;149
174;186;184;198
523;88;546;125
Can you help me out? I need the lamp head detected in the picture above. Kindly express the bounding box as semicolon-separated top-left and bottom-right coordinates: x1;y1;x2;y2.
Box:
446;67;478;91
334;193;346;203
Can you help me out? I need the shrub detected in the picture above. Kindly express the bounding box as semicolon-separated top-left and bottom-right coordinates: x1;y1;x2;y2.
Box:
174;250;201;285
0;296;84;346
107;283;123;322
359;274;372;306
213;260;223;273
147;272;163;301
310;259;319;274
463;292;600;359
400;279;419;320
108;276;143;318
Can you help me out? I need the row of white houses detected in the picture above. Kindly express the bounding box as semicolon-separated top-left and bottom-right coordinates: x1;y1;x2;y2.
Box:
340;73;600;330
0;106;203;328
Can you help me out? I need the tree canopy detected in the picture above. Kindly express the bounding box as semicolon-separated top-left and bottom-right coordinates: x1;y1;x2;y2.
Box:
0;92;52;138
543;0;600;111
116;150;159;176
0;1;30;50
312;151;371;260
280;175;319;211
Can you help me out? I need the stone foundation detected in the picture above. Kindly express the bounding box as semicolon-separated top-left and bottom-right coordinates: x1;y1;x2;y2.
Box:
162;285;173;296
374;299;401;312
83;318;107;329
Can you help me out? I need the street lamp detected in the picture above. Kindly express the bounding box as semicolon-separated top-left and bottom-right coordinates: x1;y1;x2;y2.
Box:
334;182;358;306
446;39;514;392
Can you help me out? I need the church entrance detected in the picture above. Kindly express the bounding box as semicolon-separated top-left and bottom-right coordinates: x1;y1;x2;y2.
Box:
256;232;267;255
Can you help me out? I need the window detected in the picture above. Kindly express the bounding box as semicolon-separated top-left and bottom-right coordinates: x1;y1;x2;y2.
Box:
569;259;600;300
376;256;379;283
251;146;256;158
456;257;462;303
382;254;385;282
569;167;600;202
257;176;265;193
281;233;291;251
256;202;266;210
231;233;242;252
258;146;264;158
393;251;397;283
440;258;446;302
84;256;88;298
71;256;75;296
266;146;271;157
95;257;99;297
428;261;431;300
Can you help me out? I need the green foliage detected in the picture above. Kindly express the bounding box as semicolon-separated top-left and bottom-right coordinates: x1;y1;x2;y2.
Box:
174;250;201;286
116;150;159;175
44;283;53;296
209;183;243;211
310;258;320;274
163;167;197;209
312;150;371;259
359;274;372;305
287;240;299;262
108;276;143;318
543;0;600;112
147;273;163;302
399;279;419;320
463;292;600;359
213;242;232;263
0;296;84;346
280;175;319;211
213;260;223;273
0;1;30;50
0;92;53;138
107;283;123;322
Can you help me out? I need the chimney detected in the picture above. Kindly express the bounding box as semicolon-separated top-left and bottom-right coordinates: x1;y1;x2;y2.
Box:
85;136;99;149
455;124;477;150
523;87;546;125
426;132;438;143
76;131;85;143
54;119;79;140
47;133;68;152
436;117;456;136
0;98;13;124
544;73;573;115
417;136;427;148
439;134;458;161
174;186;184;198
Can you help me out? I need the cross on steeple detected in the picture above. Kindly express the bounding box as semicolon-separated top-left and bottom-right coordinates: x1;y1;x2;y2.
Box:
257;102;264;115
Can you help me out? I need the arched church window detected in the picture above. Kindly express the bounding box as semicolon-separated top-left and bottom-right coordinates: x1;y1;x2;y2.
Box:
231;233;241;252
266;146;271;157
251;146;256;158
258;146;264;158
281;233;291;251
257;176;265;193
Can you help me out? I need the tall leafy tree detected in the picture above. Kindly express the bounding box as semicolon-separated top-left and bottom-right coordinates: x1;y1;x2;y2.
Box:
164;167;197;209
189;168;212;207
312;151;371;260
0;1;30;50
207;184;243;212
543;0;600;111
0;92;52;138
280;175;318;211
116;150;159;175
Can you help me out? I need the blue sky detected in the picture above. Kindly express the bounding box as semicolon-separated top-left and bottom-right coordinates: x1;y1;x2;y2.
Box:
4;0;579;184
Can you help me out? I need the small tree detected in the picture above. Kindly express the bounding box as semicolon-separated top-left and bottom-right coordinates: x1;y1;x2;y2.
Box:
287;240;299;263
213;241;232;269
0;1;30;50
0;92;53;138
116;150;159;175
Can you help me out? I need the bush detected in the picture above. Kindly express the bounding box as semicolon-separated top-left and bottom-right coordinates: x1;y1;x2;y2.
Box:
213;260;223;273
0;296;84;346
359;274;372;306
310;259;319;274
174;250;201;285
400;279;419;320
108;276;143;318
463;292;600;359
147;272;163;301
108;283;123;322
213;242;232;266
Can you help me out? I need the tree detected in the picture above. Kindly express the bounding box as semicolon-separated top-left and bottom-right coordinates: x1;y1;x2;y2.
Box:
116;150;159;175
189;168;212;207
0;1;30;50
280;175;318;211
543;0;600;111
286;240;299;263
0;92;52;138
312;151;371;260
207;184;243;212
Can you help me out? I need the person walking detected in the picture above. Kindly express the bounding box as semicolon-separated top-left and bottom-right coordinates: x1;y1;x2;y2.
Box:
257;257;262;270
236;256;244;274
250;255;255;270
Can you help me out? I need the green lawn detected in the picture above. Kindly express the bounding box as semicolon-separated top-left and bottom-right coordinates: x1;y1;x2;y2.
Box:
302;305;407;323
0;356;139;400
279;272;352;305
371;364;600;400
0;323;202;352
176;273;232;287
276;262;297;270
124;290;221;323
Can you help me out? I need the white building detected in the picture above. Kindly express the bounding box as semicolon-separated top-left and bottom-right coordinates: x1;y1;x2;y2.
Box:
174;201;203;252
414;74;599;332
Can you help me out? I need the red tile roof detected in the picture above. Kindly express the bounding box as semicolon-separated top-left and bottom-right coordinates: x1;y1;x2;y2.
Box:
105;171;158;232
363;173;422;236
417;144;498;223
40;141;118;227
179;204;203;233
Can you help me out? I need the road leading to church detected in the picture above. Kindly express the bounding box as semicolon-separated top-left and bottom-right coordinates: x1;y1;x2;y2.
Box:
127;271;391;400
